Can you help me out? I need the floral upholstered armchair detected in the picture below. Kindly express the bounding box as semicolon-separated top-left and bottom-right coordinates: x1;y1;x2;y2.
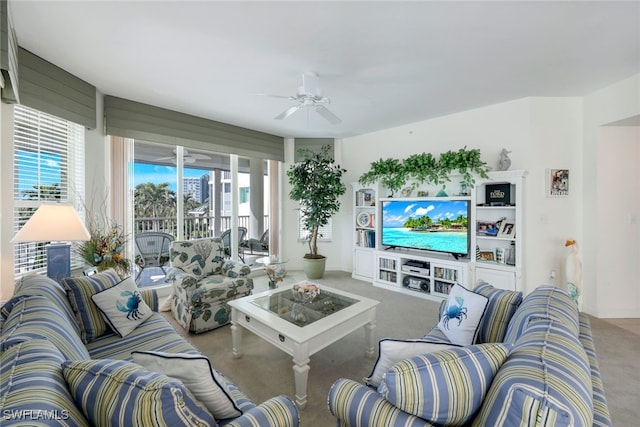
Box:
166;237;254;334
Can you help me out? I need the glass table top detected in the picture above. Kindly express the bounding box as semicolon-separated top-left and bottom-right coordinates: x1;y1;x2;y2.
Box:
250;285;358;327
256;255;289;266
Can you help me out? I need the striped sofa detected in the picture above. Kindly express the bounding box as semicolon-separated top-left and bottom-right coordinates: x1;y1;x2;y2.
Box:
328;283;611;426
0;273;298;427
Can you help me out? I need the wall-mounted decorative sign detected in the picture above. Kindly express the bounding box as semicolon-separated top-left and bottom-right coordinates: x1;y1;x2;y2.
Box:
547;169;569;197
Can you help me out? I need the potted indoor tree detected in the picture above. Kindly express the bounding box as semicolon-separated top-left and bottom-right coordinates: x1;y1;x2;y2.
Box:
287;145;347;279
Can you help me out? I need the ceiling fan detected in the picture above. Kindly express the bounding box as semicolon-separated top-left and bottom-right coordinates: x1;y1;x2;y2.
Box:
155;149;211;164
260;71;342;125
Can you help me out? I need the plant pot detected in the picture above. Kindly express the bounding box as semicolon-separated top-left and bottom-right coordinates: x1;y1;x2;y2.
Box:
303;256;326;279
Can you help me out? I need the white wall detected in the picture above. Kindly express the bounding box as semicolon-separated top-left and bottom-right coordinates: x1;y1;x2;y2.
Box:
583;74;640;317
596;127;639;317
337;97;585;297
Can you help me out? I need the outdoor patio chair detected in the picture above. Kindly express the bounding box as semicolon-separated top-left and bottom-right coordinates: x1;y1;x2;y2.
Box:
240;228;269;255
220;227;247;262
134;231;174;281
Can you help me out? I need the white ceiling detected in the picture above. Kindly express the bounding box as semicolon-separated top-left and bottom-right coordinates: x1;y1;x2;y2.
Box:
10;1;640;139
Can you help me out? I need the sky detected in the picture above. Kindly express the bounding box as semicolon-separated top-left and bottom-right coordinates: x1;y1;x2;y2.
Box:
382;199;469;227
133;163;209;191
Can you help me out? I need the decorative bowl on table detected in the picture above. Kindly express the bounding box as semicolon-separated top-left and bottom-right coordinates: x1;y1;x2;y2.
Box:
292;282;320;302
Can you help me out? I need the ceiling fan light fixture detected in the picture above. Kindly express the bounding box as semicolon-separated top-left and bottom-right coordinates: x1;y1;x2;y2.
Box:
265;71;342;125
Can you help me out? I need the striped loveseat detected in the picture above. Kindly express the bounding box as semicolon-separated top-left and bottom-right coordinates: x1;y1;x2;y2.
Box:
328;283;611;426
0;272;298;426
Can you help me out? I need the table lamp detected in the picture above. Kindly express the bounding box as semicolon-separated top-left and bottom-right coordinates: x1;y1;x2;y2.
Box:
12;203;91;282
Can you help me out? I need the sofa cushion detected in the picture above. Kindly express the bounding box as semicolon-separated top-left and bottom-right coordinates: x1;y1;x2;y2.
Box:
503;285;579;344
62;359;217;427
473;318;593;427
11;273;82;336
132;351;242;420
86;313;197;360
0;339;89;426
378;343;512;425
92;277;152;337
364;339;458;387
473;281;523;343
437;284;488;345
1;295;90;360
61;269;121;343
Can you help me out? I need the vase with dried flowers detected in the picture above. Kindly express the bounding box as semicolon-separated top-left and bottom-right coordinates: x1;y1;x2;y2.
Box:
76;211;131;278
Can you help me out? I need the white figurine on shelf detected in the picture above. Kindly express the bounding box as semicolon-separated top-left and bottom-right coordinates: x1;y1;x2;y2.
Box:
565;239;582;310
498;148;512;171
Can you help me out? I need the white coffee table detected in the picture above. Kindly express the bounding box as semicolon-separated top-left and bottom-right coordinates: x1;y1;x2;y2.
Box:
228;282;379;409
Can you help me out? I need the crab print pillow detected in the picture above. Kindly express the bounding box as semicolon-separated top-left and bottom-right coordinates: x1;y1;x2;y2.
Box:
437;284;489;345
92;277;152;337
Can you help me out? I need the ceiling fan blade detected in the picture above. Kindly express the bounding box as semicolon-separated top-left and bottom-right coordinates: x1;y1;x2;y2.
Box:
314;105;342;124
274;105;301;120
256;93;295;100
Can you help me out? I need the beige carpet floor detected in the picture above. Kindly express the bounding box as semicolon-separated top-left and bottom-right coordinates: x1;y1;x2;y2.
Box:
162;271;639;426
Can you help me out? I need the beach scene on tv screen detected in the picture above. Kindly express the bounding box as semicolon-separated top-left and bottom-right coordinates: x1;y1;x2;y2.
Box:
382;200;469;254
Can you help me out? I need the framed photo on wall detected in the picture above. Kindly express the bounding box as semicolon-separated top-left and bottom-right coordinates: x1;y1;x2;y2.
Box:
547;168;569;197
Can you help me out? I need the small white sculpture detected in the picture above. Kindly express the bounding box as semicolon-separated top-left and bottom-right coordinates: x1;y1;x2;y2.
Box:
498;148;511;171
565;239;582;310
401;186;413;197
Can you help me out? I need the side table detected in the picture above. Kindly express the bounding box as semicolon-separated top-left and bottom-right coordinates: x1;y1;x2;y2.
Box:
256;256;289;288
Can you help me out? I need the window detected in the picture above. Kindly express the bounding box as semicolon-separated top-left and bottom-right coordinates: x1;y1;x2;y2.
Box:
13;105;84;275
240;187;249;204
298;213;332;242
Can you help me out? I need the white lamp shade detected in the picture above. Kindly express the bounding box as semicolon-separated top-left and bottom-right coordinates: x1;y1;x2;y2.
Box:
12;204;91;242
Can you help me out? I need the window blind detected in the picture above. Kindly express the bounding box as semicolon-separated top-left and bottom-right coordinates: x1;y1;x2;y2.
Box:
18;47;96;129
104;96;284;162
298;214;332;242
13;105;85;276
0;0;19;103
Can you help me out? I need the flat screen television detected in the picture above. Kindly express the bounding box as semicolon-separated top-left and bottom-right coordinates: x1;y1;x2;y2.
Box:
381;198;470;258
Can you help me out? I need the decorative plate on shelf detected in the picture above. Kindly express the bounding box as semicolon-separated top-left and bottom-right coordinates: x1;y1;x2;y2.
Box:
357;212;371;227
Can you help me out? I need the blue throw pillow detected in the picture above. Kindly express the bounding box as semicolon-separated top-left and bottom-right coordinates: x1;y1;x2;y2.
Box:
91;277;152;337
364;339;459;387
61;269;120;343
378;343;512;425
437;284;489;345
62;359;217;427
473;281;523;343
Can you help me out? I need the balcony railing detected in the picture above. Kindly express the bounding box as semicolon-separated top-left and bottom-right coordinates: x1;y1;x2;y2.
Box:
134;215;268;240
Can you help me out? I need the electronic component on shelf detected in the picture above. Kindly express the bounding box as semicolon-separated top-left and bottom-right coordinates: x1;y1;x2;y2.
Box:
402;276;430;292
401;260;430;275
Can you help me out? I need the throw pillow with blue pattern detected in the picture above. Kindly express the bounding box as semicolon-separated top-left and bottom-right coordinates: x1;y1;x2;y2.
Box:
364;339;459;387
62;359;217;427
92;277;152;337
378;343;512;425
437;283;489;345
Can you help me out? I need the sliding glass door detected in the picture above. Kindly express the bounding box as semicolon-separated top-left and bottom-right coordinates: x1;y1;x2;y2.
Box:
132;140;270;281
